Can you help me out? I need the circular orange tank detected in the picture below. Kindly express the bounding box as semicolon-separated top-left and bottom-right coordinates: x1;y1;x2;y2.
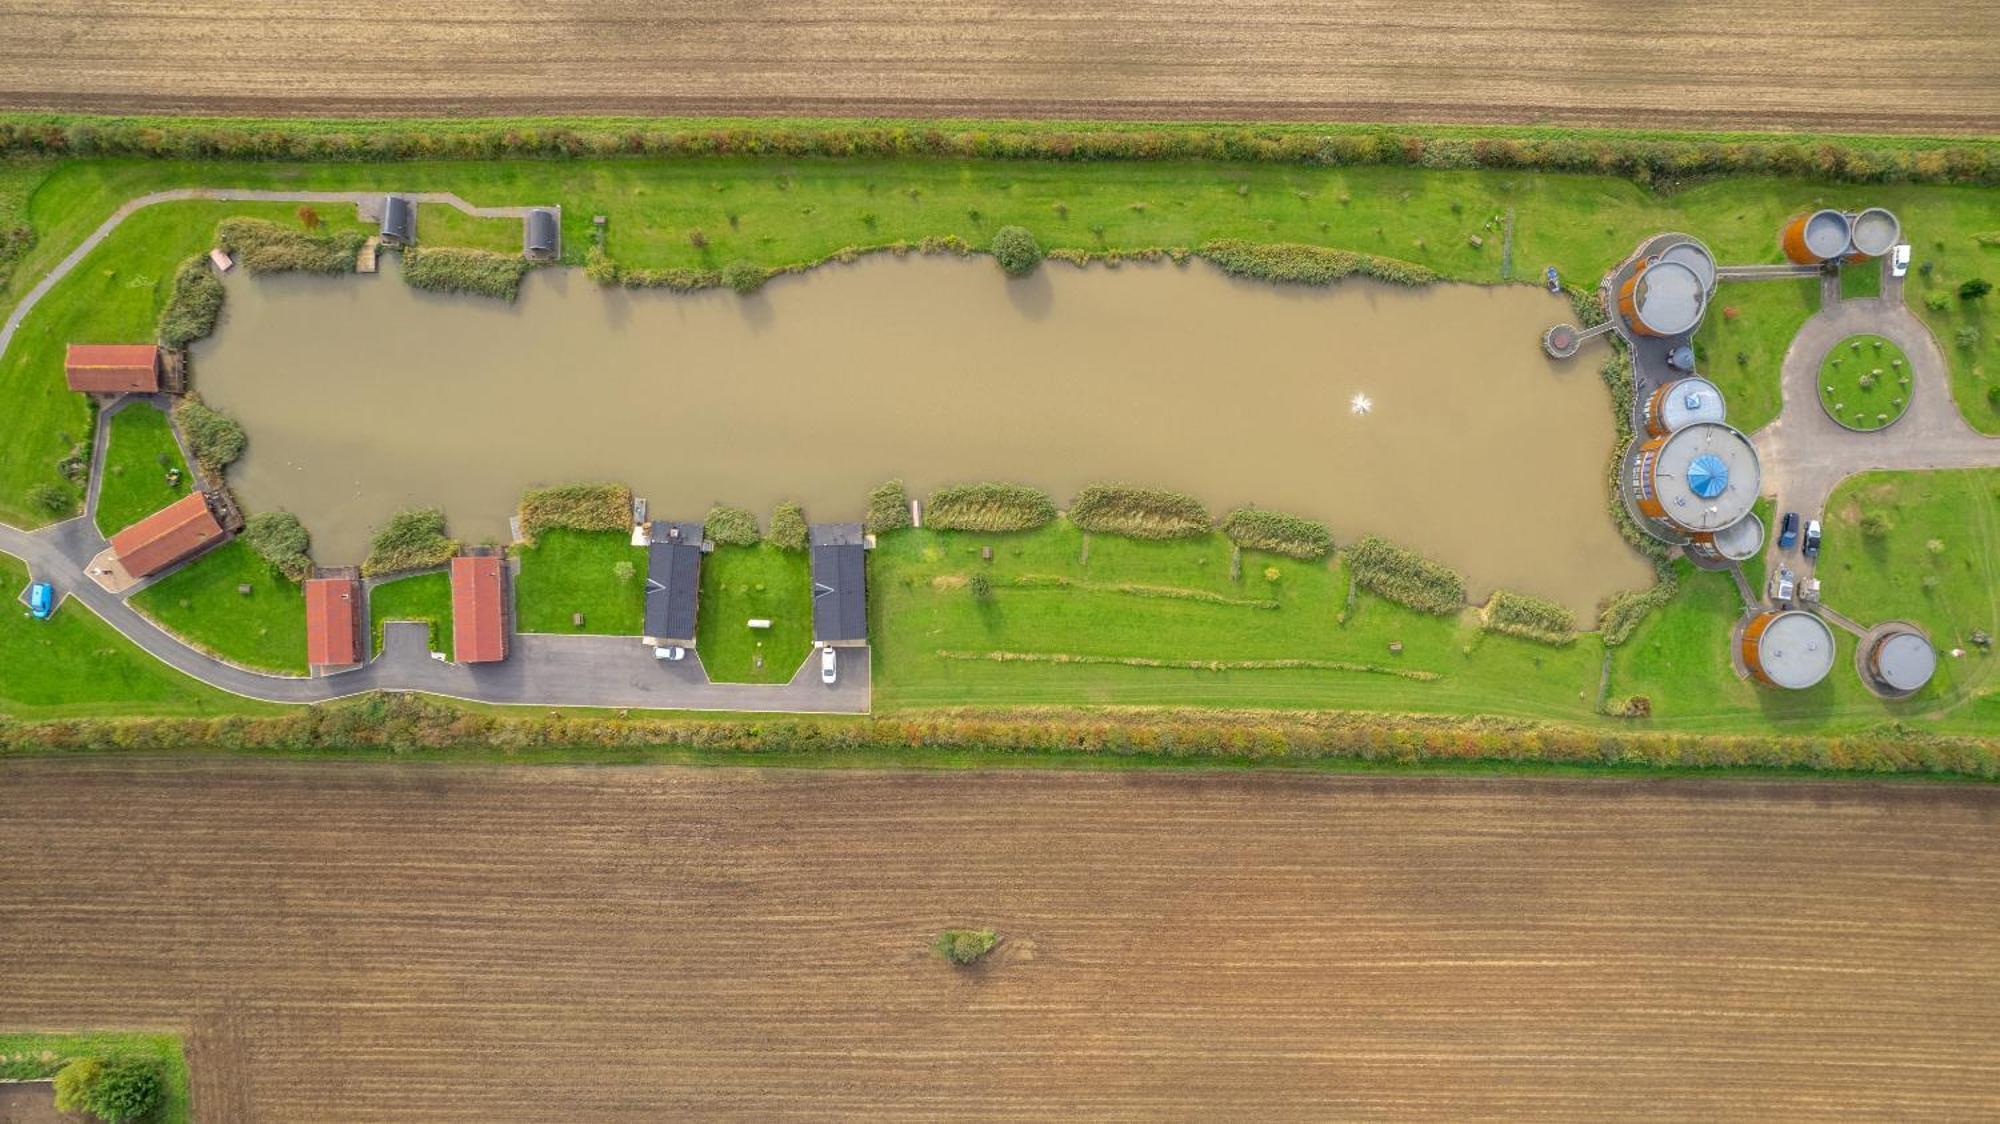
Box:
1781;210;1851;264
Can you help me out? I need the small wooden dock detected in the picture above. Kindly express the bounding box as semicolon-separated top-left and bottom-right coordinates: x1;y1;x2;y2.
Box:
356;236;381;274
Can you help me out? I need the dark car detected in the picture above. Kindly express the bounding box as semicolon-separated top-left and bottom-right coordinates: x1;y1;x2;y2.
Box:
1779;511;1800;550
1803;519;1822;558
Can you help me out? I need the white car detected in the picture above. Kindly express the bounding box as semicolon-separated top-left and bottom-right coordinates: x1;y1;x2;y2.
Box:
654;645;685;662
820;646;838;684
1891;244;1911;278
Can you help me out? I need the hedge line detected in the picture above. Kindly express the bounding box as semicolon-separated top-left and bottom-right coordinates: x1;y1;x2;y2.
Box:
172;396;245;476
926;483;1057;532
1197;241;1437;287
216;217;362;274
6;115;2000;186
3;693;1993;778
157;254;224;349
363;508;457;577
1068;484;1209;540
769;501;808;551
518;482;630;539
1481;590;1577;647
1219;508;1334;559
1598;569;1682;647
401;246;531;300
705;504;761;546
1345;536;1466;614
866;480;912;534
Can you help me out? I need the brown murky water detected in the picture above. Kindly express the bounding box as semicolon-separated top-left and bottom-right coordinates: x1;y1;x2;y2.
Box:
194;256;1648;611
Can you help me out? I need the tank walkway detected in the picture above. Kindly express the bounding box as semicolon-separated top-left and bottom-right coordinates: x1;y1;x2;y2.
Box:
1713;263;1823;282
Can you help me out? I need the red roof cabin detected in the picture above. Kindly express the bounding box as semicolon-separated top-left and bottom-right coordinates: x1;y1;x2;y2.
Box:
109;492;226;579
450;555;508;664
304;577;363;671
65;344;161;395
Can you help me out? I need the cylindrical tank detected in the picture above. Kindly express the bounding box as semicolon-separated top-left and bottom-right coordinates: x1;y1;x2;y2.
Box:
1688;512;1764;563
1643;376;1727;437
1741;610;1836;690
1628;422;1760;535
1866;628;1936;695
1781;209;1852;264
1656;239;1718;297
1844;207;1900;261
1617;259;1705;337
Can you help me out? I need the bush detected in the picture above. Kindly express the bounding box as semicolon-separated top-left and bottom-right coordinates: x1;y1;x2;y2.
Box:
866;479;912;534
926;482;1056;532
968;571;992;599
1957;326;1981;349
157;254;224;348
1596;569;1678;646
933;928;999;965
1197;240;1437;286
1959;278;1992;300
401;246;531;300
1481;589;1577;646
721;260;767;294
363;508;457;577
27;481;69;514
704;504;761;546
54;1056;161;1124
768;501;808;551
990;225;1044;276
1068;484;1209;539
215;217;362;274
518;482;631;539
243;510;313;581
1344;536;1466;614
1925;289;1953;312
1219;508;1333;559
1860;509;1894;537
173;396;246;474
583;245;622;284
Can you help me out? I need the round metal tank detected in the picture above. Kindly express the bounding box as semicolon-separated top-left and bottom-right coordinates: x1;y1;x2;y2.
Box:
1867;628;1936;694
1844;207;1900;261
1656;239;1718;296
1644;377;1727;436
1697;512;1764;562
1742;610;1836;690
1618;259;1705;337
1781;209;1852;264
1629;422;1761;535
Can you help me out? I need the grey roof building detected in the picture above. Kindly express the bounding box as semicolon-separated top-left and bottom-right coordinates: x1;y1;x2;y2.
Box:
380;195;415;245
643;521;704;646
525;207;560;260
810;523;868;646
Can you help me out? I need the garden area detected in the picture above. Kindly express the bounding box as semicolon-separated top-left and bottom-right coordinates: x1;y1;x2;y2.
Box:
368;570;452;656
511;528;647;635
0;1030;190;1124
1903;235;1998;434
94;403;191;536
1818;333;1912;431
128;538;307;674
695;542;812;683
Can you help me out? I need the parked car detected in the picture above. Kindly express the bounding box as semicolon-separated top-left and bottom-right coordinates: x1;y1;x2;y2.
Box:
653;644;686;662
1779;511;1800;550
1803;519;1822;558
1891;244;1911;278
26;581;53;620
1772;571;1796;604
820;645;838;684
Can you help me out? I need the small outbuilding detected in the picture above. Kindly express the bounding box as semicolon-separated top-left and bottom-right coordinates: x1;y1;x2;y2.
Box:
304;577;363;672
525;207;560;260
380;195;416;246
450;554;508;664
643;520;704;648
109;491;227;578
65;343;161;395
810;523;869;647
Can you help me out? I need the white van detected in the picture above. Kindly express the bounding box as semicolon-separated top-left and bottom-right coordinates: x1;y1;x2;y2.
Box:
820;646;838;684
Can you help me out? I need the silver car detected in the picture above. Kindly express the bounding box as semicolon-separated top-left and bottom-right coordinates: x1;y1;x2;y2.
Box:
820;646;838;684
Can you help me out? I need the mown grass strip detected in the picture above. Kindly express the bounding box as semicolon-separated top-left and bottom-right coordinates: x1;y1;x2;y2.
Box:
936;649;1442;681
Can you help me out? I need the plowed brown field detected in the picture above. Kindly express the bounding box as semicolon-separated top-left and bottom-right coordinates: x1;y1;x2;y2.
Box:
3;760;1999;1120
0;1;1995;133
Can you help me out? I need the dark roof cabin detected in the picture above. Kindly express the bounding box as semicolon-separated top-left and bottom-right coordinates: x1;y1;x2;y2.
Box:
810;523;868;646
525;207;560;260
643;521;704;647
380;195;415;246
65;344;161;395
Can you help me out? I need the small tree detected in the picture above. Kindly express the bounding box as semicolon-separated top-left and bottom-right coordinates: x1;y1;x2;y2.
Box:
296;205;320;230
1860;510;1893;538
990;225;1044;277
1924;289;1952;312
27;482;69;513
688;228;708;249
721;260;766;294
1960;278;1992;301
768;501;808;552
968;572;992;600
612;560;636;582
933;928;999;965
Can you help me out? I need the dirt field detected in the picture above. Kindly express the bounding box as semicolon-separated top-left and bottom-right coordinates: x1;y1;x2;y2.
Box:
2;760;1999;1120
0;1;1995;133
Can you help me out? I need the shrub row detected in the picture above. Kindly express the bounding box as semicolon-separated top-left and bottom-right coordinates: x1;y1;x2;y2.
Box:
242;511;313;582
7;116;2000;186
1012;574;1279;610
936;649;1436;680
363;508;457;577
401;246;531;300
591;238;973;292
172;396;245;476
518;482;631;539
156;254;224;348
1481;590;1577;646
769;501;808;551
215;217;362;274
1197;240;1438;287
5;693;1994;777
866;480;912;534
1344;536;1466;614
1068;484;1209;540
705;504;761;546
1597;568;1681;647
1219;508;1334;559
926;482;1057;532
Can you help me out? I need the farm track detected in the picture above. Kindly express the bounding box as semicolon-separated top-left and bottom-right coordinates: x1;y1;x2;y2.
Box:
0;1;1996;133
3;760;1999;1119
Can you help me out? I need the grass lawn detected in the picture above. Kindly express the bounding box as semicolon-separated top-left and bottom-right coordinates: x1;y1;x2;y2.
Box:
0;1030;191;1124
129;538;307;674
1817;334;1912;430
368;570;452;656
93;402;191;536
418;203;528;253
0;553;271;717
1838;260;1882;300
1903;232;2000;435
512;529;646;635
696;543;812;683
1694;277;1817;434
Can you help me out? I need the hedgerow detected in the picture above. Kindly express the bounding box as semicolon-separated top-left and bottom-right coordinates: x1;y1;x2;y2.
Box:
363;508;457;577
401;246;531;300
1219;508;1334;559
215;217;362;274
926;483;1056;532
1597;567;1681;646
172;396;245;475
704;504;761;546
242;511;313;582
769;501;808;551
1480;590;1577;646
866;480;912;534
156;254;224;348
1197;241;1437;286
1068;484;1209;540
1344;536;1466;614
518;482;631;539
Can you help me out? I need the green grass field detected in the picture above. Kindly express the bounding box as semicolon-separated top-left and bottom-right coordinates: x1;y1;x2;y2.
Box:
128;538;307;674
1839;260;1883;301
1818;334;1912;430
696;543;812;683
415;203;527;253
1903;233;2000;435
512;529;647;635
94;402;191;535
0;1030;191;1124
1694;278;1818;434
368;570;452;656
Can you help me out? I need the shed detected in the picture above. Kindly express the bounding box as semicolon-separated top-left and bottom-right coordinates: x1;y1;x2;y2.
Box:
810;523;868;646
304;577;363;670
525;207;560;260
643;520;704;647
380;195;416;246
64;344;161;395
109;491;226;578
450;555;508;664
